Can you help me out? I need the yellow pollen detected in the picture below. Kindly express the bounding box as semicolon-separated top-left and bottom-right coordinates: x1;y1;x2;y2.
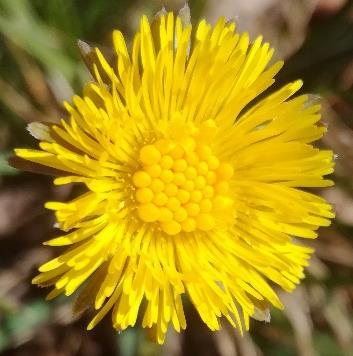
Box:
181;218;196;232
160;155;173;169
206;171;216;184
154;192;168;206
132;171;152;188
200;199;212;213
191;190;203;203
174;207;187;222
197;145;212;160
167;197;181;211
159;207;173;222
215;182;230;195
170;145;184;159
155;139;172;154
185;202;200;216
174;172;186;186
183;180;195;191
133;139;234;235
196;213;215;231
195;176;206;189
151;178;164;192
160;169;174;183
207;155;220;170
183;137;196;151
165;183;178;196
213;196;233;210
139;145;161;165
138;203;160;222
197;162;208;175
161;220;181;235
173;159;187;172
185;167;197;179
145;164;162;178
217;163;234;180
186;152;198;166
203;185;214;198
136;188;154;203
177;189;190;204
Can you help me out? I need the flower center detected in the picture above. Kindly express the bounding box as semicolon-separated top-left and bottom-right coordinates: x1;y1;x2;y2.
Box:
132;138;233;235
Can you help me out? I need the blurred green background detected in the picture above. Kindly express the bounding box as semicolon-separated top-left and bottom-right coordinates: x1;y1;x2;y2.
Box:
0;0;353;355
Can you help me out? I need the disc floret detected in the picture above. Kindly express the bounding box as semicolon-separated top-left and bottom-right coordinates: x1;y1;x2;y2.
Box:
132;127;234;235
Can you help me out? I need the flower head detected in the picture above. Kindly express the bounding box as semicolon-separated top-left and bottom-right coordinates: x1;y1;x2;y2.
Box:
14;8;334;343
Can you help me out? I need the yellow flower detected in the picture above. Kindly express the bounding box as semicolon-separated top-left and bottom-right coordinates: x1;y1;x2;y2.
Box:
14;9;334;344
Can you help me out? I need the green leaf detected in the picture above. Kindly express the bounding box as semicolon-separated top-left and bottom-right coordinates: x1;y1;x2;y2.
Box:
0;0;77;80
119;328;138;356
0;151;18;176
0;329;10;352
4;300;51;336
